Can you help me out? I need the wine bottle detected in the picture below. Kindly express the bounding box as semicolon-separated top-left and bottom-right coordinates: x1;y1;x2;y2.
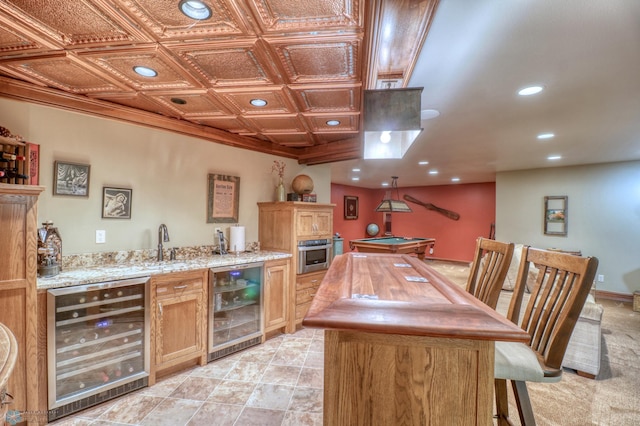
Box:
0;152;16;160
0;168;28;179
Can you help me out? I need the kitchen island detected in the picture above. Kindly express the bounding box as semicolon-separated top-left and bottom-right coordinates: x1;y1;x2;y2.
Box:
302;252;529;426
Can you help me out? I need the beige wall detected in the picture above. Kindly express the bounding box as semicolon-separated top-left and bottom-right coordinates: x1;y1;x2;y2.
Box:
496;161;640;295
0;97;331;255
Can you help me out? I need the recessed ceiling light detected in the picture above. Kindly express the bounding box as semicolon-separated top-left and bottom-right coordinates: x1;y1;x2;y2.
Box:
518;85;544;96
133;66;157;77
421;109;440;120
418;161;429;165
326;120;341;126
351;177;360;181
428;170;438;175
547;155;562;161
381;182;389;186
179;0;212;20
537;133;555;140
250;98;267;107
171;98;187;105
451;177;460;182
352;168;360;172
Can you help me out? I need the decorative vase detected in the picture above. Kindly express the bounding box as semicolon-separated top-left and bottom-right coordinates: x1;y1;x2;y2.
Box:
276;178;286;201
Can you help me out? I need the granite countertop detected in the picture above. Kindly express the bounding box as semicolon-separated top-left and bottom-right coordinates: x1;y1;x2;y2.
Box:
37;251;292;290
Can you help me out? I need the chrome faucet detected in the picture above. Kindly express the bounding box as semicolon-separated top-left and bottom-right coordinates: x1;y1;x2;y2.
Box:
157;224;170;261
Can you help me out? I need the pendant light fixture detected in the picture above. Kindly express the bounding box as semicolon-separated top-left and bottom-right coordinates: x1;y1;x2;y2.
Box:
375;176;412;212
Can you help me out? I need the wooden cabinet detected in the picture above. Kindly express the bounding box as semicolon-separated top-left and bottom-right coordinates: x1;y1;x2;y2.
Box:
0;184;43;415
150;269;207;383
295;270;326;323
258;202;334;331
263;259;290;334
296;210;332;239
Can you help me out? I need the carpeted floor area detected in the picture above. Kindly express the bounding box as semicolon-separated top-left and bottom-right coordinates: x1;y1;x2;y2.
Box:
425;259;640;426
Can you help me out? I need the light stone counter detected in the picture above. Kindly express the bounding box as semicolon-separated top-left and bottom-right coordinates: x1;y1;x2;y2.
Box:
37;251;291;290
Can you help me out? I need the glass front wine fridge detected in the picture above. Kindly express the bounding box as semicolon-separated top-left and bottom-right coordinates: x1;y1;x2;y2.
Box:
209;262;263;361
47;276;150;421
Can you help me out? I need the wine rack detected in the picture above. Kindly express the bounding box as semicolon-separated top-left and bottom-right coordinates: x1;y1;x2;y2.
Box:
47;277;150;420
208;262;263;361
0;135;34;185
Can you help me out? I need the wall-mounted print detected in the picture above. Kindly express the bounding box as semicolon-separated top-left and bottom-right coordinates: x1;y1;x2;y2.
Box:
102;187;132;219
544;195;567;236
207;174;240;223
344;195;359;220
53;161;90;197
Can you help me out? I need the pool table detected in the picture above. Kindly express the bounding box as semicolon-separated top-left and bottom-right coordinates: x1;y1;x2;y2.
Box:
349;236;435;260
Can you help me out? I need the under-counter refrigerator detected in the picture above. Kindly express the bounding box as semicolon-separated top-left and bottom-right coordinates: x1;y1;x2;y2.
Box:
208;262;263;361
47;276;150;421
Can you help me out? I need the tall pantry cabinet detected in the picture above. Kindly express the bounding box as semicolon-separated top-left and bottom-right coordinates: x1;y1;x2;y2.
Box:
0;184;43;416
258;202;334;332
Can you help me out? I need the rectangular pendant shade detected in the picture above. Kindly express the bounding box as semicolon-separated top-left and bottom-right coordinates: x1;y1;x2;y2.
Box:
363;88;424;159
375;199;413;212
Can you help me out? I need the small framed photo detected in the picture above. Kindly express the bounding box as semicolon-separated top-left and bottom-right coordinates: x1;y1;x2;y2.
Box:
544;195;567;236
102;187;132;219
344;195;358;220
53;161;90;197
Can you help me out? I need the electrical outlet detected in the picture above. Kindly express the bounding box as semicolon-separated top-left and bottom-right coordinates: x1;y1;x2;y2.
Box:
96;230;106;244
429;247;434;255
597;274;604;283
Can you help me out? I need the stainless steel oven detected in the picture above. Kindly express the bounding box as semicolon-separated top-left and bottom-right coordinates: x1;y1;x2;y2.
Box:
297;239;332;274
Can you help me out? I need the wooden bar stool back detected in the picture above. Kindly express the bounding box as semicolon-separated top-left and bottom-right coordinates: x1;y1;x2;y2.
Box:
465;237;515;309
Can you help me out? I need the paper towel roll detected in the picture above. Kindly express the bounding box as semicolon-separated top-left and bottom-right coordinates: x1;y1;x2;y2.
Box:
229;225;245;253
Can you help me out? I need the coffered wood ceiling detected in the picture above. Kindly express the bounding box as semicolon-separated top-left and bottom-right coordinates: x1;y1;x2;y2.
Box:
0;0;439;165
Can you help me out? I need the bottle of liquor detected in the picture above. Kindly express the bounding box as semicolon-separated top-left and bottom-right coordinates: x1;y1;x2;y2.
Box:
0;168;28;179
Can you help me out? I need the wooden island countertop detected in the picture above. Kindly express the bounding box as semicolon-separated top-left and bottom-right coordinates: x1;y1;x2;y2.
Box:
302;253;529;426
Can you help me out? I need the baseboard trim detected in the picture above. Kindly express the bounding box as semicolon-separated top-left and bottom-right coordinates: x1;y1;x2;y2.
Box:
594;290;633;303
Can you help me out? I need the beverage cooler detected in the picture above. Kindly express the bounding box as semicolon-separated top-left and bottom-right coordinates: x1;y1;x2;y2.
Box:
47;277;150;421
209;262;263;361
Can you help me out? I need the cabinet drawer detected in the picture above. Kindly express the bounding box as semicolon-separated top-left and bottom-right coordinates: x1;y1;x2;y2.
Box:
156;277;203;298
296;287;317;305
296;271;326;291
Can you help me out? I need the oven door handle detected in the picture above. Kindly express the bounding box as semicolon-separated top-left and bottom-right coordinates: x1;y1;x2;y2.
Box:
297;244;332;252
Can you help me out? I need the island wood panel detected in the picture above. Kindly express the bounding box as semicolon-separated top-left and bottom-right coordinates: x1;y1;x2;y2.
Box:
0;184;43;416
303;253;529;426
324;330;493;425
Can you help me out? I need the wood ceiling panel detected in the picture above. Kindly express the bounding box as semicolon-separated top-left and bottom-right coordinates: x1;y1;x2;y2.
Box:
167;40;281;86
194;116;253;134
268;35;361;84
303;113;359;132
244;114;308;133
91;92;180;117
144;90;235;117
78;45;204;91
247;0;363;33
261;132;314;147
289;84;360;112
0;0;148;47
0;54;126;94
118;0;253;40
215;86;296;115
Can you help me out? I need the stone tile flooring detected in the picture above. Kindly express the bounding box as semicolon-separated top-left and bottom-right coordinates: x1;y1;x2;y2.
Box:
50;328;325;426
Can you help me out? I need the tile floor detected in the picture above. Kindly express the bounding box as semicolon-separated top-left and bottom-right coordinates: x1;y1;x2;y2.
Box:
50;328;325;426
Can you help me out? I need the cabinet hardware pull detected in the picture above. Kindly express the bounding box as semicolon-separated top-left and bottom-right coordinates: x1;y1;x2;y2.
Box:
173;285;188;290
311;279;318;283
158;303;163;316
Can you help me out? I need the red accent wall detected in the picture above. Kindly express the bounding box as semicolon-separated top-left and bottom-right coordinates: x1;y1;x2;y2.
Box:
331;182;496;262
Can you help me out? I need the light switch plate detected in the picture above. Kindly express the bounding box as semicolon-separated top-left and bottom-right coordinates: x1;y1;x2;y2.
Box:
96;230;106;244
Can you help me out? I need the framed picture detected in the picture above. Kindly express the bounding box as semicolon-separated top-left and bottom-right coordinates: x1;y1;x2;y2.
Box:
544;195;567;236
207;174;240;223
344;195;358;220
102;187;132;219
53;161;90;197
